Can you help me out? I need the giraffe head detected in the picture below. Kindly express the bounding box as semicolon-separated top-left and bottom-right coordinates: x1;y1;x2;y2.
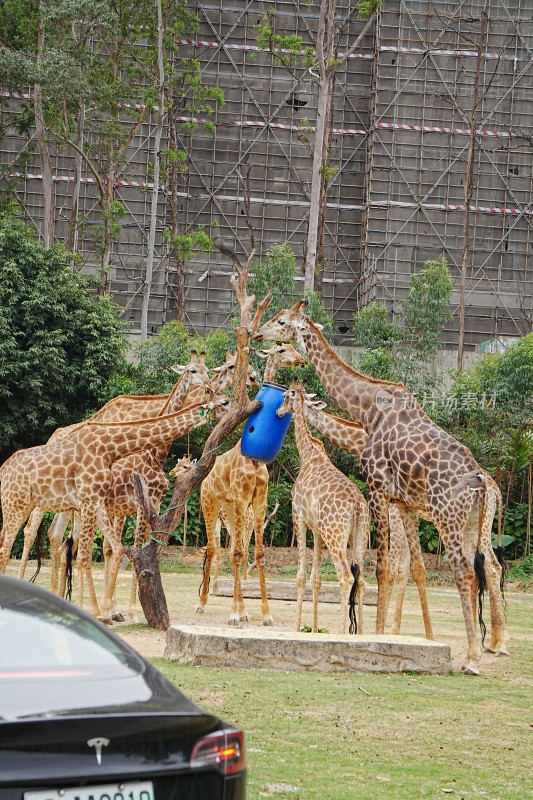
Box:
276;379;306;418
210;351;258;392
255;342;308;374
253;300;321;351
207;392;233;420
169;455;197;479
170;350;211;393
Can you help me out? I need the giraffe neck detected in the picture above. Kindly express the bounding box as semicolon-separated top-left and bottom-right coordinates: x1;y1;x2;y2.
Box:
81;403;205;463
263;358;280;383
160;374;189;414
301;321;397;428
292;394;323;463
305;406;368;457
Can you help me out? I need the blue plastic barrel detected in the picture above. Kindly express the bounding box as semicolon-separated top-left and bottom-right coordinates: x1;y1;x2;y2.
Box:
240;382;292;463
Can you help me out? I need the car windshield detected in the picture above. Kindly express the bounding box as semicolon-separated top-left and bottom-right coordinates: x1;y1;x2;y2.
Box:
0;583;142;676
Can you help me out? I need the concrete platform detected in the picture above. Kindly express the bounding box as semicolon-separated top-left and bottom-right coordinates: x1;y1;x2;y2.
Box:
165;625;452;674
212;578;378;605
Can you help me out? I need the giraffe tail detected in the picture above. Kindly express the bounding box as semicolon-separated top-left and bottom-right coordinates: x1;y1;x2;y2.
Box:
348;562;359;635
29;519;46;584
474;480;488;646
65;534;74;602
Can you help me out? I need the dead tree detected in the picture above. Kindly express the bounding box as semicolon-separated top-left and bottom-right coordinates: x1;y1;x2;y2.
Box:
128;244;270;629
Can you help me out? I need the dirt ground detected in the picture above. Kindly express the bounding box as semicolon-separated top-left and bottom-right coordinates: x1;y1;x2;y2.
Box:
7;549;527;676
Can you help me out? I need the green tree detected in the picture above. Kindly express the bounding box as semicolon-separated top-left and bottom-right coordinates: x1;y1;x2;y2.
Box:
352;255;453;393
0;216;128;460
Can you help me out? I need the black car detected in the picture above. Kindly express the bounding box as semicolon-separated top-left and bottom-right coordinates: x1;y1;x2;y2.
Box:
0;575;246;800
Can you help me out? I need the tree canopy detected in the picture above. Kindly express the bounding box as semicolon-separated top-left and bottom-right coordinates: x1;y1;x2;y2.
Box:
0;216;128;459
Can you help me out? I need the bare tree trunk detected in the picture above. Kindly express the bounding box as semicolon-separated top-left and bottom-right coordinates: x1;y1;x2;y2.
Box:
140;0;165;340
457;2;489;371
68;103;85;265
35;0;55;248
304;0;333;292
129;244;270;628
168;102;187;321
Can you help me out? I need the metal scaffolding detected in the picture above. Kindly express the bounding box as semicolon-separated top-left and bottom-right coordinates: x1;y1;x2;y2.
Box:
1;0;531;348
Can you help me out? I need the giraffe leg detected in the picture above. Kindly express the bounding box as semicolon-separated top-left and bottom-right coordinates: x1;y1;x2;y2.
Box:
479;497;509;655
310;533;323;633
397;507;435;640
97;507;124;624
0;508;34;573
58;516;80;598
252;484;273;626
76;510;101;618
350;502;369;636
367;488;393;635
212;517;223;586
197;493;220;616
103;515;127;623
18;508;44;580
293;513;308;632
243;506;254;582
127;512;151;623
438;523;480;675
48;511;72;594
228;501;248;625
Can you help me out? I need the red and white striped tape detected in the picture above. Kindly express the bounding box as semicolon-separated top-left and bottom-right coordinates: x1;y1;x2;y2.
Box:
176;39;516;62
373;199;532;216
1;90;515;139
380;45;516;61
5;171;531;218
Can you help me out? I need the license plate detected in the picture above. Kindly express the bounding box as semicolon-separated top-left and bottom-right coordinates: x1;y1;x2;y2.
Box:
25;781;155;800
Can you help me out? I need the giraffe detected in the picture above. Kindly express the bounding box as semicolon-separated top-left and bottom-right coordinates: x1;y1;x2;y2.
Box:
168;457;255;583
276;380;369;635
211;351;258;393
196;342;307;626
302;397;434;639
18;351;212;591
0;402;208;622
255;300;508;674
304;363;505;642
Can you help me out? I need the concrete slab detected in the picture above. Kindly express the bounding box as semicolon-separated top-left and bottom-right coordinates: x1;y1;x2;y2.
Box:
165;625;452;674
212;578;378;605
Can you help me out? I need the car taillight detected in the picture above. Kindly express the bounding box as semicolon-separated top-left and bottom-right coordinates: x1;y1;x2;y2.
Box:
190;729;246;775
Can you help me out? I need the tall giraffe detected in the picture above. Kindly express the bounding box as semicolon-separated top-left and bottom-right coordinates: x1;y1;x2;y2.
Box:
197;343;307;626
305;397;505;637
303;397;434;639
255;300;508;674
0;402;208;621
17;352;213;607
276;381;369;635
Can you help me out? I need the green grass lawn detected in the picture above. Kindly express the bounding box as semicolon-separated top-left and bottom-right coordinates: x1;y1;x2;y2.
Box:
7;558;532;800
150;581;532;800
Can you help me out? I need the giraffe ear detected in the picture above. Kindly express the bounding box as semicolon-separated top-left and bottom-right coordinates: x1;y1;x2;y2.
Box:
170;364;187;375
314;323;324;331
312;400;327;410
255;349;270;359
211;365;223;374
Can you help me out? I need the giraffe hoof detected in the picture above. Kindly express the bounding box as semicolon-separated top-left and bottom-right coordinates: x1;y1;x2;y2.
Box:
239;614;250;623
195;606;205;615
112;612;125;623
496;647;510;657
263;616;274;627
462;662;480;676
98;616;113;626
228;616;242;627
